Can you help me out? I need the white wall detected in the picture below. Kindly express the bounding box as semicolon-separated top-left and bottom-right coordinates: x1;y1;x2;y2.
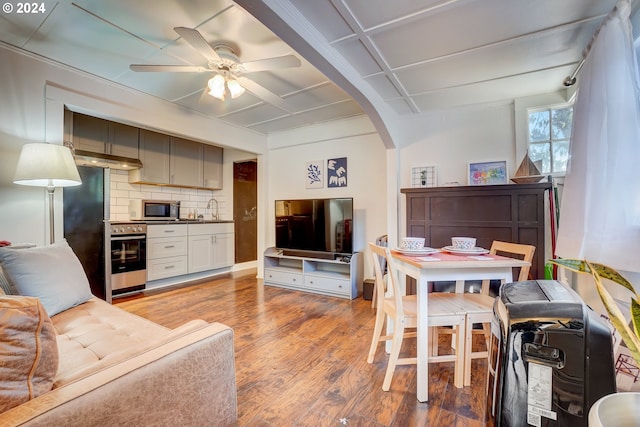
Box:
0;44;266;245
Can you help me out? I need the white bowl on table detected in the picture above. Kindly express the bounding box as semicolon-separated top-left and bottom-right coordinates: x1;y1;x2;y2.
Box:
451;237;476;250
400;237;425;251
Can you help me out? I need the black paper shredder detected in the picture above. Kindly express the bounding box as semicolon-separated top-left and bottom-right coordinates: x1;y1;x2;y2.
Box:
486;280;616;427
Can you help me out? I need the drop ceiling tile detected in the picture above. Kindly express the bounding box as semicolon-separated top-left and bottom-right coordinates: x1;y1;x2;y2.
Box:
289;0;355;40
219;102;291;127
412;66;573;112
0;0;57;47
343;0;447;29
283;83;352;111
395;23;595;94
72;0;230;46
23;3;158;80
369;0;616;69
248;114;308;134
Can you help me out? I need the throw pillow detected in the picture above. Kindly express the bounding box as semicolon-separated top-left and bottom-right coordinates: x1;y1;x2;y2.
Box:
0;295;59;412
0;241;93;316
0;265;14;295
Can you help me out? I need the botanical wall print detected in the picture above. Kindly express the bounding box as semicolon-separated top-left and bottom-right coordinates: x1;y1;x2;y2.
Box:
468;160;508;185
411;166;437;187
327;157;347;188
306;160;323;188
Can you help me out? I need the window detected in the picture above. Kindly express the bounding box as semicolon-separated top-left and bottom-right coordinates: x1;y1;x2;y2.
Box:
527;105;573;174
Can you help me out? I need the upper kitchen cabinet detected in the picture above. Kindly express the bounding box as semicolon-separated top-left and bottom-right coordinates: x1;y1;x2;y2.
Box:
71;112;139;158
129;133;223;189
108;122;139;159
129;129;171;184
170;137;203;188
203;145;223;190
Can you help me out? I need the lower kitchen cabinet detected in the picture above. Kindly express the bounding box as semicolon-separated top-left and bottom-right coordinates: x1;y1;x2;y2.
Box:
187;223;235;273
147;224;188;281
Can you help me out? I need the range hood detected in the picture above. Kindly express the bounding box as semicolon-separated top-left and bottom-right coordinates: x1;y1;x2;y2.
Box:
74;150;143;170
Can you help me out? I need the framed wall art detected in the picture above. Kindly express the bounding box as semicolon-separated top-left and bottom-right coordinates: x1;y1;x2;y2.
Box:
327;157;347;188
468;160;508;185
411;166;437;187
306;160;323;189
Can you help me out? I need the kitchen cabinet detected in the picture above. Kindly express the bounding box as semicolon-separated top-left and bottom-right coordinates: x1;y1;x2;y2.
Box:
130;129;171;184
187;223;235;273
72;112;139;158
203;145;223;189
170;137;203;187
109;122;139;158
146;224;188;281
130;134;223;190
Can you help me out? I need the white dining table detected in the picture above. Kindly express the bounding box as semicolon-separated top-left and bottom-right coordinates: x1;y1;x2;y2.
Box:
389;250;530;402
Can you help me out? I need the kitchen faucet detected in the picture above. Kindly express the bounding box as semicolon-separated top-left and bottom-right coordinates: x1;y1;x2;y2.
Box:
206;198;219;221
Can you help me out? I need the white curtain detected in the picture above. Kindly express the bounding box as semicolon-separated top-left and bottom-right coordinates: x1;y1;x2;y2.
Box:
556;0;640;272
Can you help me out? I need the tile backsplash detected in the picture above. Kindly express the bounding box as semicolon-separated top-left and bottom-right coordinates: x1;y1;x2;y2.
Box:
109;170;227;221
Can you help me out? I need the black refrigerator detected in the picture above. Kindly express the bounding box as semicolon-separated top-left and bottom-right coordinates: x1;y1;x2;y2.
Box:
63;166;109;301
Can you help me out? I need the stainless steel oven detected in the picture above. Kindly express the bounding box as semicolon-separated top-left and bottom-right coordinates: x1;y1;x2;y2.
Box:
109;222;147;295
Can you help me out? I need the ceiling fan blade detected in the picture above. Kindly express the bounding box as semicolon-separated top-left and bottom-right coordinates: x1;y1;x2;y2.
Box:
241;55;301;73
237;77;291;112
130;64;209;73
174;26;222;63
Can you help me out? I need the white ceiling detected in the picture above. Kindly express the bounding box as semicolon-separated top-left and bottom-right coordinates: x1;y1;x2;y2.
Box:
0;0;625;141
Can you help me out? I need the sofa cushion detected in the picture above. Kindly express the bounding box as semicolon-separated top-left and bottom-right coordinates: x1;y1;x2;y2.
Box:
52;297;173;385
0;295;59;413
0;241;92;316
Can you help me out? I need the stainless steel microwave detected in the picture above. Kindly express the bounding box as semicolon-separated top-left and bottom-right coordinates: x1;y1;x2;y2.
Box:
129;200;180;221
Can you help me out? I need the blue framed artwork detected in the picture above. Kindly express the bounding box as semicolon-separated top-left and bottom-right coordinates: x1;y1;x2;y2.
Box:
468;160;508;185
306;160;323;188
327;157;347;188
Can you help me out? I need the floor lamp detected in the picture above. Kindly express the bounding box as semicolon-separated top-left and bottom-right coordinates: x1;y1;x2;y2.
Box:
13;143;82;244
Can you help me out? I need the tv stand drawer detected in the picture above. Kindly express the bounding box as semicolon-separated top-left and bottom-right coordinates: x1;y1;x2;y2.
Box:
264;268;303;287
305;275;349;295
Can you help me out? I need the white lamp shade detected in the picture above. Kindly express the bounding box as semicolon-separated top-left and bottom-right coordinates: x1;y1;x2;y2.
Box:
208;75;226;100
13;143;82;187
227;78;245;98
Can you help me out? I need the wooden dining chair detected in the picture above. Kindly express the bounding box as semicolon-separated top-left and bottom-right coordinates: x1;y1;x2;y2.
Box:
367;243;466;391
464;240;535;385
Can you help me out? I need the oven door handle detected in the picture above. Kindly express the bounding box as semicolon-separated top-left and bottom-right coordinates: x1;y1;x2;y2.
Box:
111;235;146;241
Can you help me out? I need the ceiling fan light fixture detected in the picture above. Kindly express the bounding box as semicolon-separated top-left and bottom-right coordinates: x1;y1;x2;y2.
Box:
208;74;226;100
227;78;245;99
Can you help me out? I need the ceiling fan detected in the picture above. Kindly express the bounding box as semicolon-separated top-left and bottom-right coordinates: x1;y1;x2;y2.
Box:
130;27;301;108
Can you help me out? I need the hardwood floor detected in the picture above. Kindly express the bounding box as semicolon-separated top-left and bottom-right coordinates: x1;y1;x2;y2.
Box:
115;269;493;427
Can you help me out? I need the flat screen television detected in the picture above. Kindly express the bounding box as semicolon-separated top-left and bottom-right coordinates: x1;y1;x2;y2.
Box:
275;198;353;259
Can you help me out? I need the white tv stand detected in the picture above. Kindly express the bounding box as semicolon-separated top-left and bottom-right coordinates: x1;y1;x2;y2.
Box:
263;247;363;299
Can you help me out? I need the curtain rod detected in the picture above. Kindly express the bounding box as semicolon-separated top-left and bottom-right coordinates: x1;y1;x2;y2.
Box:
562;0;636;86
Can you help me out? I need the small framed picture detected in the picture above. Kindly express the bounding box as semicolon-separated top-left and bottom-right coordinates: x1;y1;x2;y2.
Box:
327;157;347;188
306;160;323;189
468;160;508;185
411;166;437;187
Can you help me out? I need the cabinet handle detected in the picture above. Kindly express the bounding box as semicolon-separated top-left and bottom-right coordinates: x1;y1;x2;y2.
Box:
164;230;175;233
164;245;175;249
164;265;175;269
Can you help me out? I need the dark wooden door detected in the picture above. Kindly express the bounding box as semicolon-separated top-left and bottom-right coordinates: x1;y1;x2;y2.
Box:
233;161;257;263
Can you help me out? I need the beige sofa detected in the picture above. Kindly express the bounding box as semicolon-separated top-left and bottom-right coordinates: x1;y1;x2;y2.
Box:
0;243;237;426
